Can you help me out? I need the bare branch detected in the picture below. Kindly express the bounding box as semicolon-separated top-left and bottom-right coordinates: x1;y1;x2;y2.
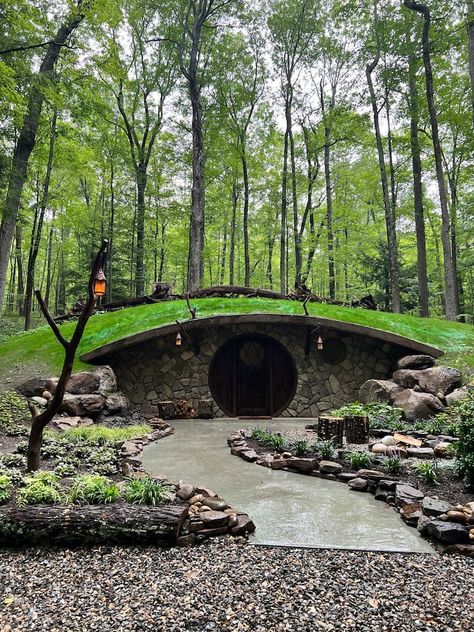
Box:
34;289;69;349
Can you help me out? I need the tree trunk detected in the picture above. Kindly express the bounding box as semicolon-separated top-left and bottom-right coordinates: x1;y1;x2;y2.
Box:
107;160;115;303
0;504;188;546
366;57;401;313
241;149;250;287
135;164;147;296
15;224;24;315
0;3;85;312
289;125;301;290
187;79;205;292
407;32;429;317
44;216;54;310
229;182;238;285
24;109;57;330
280;124;290;294
467;1;474;129
220;220;227;285
404;1;458;320
323;125;335;300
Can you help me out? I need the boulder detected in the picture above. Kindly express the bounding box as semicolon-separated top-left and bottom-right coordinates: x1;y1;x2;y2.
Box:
396;483;424;507
370;443;388;455
93;366;117;394
445;387;469;407
359;379;403;404
271;458;288;470
337;472;358;483
61;393;106;417
395;355;435;370
66;372;100;395
400;503;422;525
319;461;342;475
406;447;435;459
446;510;467;524
287;457;317;472
392;369;420;389
120;441;142;458
44;377;59;394
348;478;368;491
16;377;48;397
240;450;259;463
194;486;217;498
416;366;461;396
30;396;48;407
417;515;431;535
393;390;444;421
426;520;469;544
177;484;195;501
104;392;130;415
199;511;229;528
422;497;451;517
229;514;256;536
52;415;93;430
202;497;229;511
256;454;274;468
434;443;452;458
357;469;386;482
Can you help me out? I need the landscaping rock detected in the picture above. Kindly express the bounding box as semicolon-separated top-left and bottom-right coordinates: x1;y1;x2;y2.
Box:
202;498;229;511
393;389;444;421
433;442;452;458
93;366;117;394
337;472;357;483
400;503;422;525
357;469;386;481
229;514;256;536
417;515;431;534
271;458;288;470
52;415;93;430
422;497;451;517
416;366;462;396
104;392;130;415
66;372;100;395
446;510;467;524
30;396;47;407
371;443;388;455
287;457;317;472
319;461;342;475
359;379;403;404
445;387;468;407
199;511;229;528
392;369;420;389
16;377;48;397
381;435;397;447
395;355;435;370
406;447;435;459
120;441;142;458
348;478;368;491
195;486;217;498
177;484;195;501
426;520;470;544
256;454;273;468
396;484;424;507
240;449;259;463
61;393;106;417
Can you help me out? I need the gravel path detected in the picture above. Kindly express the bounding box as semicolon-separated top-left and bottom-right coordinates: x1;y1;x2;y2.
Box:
1;540;473;632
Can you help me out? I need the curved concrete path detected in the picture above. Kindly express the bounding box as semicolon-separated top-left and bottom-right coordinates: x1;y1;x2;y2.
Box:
142;419;433;553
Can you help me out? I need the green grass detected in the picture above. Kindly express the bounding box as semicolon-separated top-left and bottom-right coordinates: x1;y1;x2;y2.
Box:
1;298;474;382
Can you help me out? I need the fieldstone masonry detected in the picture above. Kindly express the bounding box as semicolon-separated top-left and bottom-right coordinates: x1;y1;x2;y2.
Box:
108;323;410;418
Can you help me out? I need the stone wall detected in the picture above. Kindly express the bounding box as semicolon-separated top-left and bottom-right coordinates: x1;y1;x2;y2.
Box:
108;323;409;418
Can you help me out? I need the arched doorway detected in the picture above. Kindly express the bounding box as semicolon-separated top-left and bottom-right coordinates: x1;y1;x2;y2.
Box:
209;334;297;417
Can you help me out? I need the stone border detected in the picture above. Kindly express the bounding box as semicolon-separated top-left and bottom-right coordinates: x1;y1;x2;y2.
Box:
80;313;444;363
228;430;474;554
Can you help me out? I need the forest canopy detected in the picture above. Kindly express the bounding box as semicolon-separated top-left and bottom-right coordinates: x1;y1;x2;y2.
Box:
0;0;473;326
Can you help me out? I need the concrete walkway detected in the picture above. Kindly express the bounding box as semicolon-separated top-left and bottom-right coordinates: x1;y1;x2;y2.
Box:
142;419;433;553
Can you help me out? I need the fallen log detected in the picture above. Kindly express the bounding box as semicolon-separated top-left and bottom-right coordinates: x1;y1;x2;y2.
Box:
0;503;189;546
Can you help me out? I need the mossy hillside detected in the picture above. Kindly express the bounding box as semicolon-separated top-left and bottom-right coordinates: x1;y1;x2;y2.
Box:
1;298;473;381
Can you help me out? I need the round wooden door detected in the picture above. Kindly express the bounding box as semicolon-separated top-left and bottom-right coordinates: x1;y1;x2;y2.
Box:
209;334;297;417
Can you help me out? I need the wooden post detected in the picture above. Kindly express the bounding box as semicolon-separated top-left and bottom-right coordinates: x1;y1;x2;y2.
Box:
198;399;214;419
345;415;369;444
317;416;344;447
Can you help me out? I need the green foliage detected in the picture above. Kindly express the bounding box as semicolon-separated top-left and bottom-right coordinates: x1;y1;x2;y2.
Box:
16;471;62;506
384;456;403;476
331;402;404;430
291;439;311;456
54;463;78;478
61;424;151;446
0;391;30;430
414;462;439;486
251;427;287;452
125;477;168;506
345;450;372;469
0;453;26;469
314;439;337;460
68;475;121;505
456;393;474;488
0;474;12;504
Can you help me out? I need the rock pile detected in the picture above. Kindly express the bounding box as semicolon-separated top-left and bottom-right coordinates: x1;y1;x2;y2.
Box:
359;354;467;420
16;366;138;429
228;429;474;553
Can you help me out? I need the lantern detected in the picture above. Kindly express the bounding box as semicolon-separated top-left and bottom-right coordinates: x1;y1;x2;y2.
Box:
316;335;324;351
93;268;106;297
175;332;182;346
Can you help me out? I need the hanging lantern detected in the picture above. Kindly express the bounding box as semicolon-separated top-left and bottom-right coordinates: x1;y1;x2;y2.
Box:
175;331;182;346
316;335;324;351
93;268;106;297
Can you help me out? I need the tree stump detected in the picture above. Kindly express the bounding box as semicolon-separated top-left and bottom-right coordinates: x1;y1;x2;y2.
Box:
345;415;369;444
317;416;344;447
174;399;196;419
0;504;189;545
158;401;175;420
198;399;214;419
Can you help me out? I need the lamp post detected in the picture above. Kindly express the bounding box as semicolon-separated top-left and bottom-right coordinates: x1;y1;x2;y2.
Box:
93;268;106;298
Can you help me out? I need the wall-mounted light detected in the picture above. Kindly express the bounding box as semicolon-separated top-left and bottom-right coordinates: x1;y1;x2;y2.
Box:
93;268;106;297
175;332;182;346
316;335;324;351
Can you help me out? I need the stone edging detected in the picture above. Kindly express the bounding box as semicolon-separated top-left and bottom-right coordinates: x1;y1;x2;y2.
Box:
228;430;474;556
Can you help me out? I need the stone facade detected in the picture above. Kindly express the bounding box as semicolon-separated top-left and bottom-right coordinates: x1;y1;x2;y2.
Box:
108;322;411;418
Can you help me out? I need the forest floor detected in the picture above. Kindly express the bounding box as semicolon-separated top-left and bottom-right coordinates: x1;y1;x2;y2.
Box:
0;539;473;631
1;298;474;391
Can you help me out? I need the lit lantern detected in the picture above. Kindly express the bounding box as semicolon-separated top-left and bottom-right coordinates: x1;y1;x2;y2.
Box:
316;335;324;351
93;268;106;297
175;332;182;346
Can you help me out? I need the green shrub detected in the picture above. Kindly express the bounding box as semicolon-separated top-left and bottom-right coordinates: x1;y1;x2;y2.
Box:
68;474;121;505
456;393;474;488
315;439;337;460
16;471;62;506
54;463;77;478
125;478;167;506
291;439;311;457
331;402;404;430
267;433;287;453
414;461;439;486
384;456;403;476
251;427;272;444
0;474;12;504
346;450;372;469
0;453;26;469
0;466;23;486
62;425;151;446
0;390;30;430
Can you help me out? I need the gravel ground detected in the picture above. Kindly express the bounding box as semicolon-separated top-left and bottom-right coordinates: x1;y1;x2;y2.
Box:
0;539;473;632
